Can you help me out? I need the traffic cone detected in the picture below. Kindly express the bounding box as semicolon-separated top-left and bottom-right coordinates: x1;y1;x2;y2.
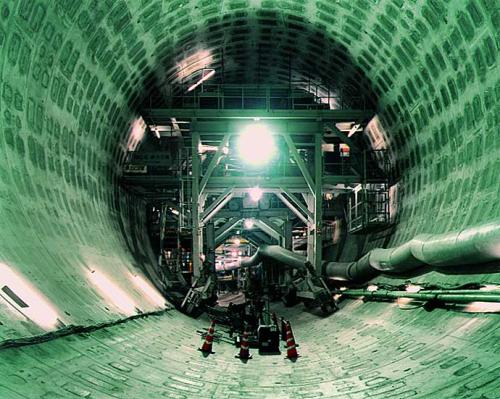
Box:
235;328;252;361
199;320;216;355
284;321;299;360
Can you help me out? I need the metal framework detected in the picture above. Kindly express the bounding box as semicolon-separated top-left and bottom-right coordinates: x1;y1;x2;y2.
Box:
150;82;370;112
131;83;386;277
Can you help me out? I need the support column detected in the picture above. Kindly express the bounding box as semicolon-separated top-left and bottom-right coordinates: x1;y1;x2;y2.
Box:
313;131;323;274
191;126;202;277
205;222;215;267
306;193;315;266
284;218;293;250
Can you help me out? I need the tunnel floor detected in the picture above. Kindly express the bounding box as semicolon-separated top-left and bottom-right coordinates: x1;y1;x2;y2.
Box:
0;300;498;399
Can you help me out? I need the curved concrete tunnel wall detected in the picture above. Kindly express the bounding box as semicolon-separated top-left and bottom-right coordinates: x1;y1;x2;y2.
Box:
0;1;499;398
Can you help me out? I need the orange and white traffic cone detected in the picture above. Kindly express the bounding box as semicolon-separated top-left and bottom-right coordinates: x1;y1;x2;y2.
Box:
199;320;216;355
284;321;299;360
235;328;252;360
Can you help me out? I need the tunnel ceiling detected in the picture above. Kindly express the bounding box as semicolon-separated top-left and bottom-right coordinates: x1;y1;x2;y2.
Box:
144;11;376;100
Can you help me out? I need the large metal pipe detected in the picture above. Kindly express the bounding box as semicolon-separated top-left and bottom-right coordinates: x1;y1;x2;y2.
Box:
338;289;500;304
325;219;500;283
240;245;308;271
223;220;500;284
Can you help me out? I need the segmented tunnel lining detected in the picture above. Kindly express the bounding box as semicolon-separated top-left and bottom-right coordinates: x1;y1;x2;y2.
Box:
0;0;499;398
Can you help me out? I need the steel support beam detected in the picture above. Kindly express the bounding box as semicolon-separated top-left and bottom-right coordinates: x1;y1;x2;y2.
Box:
313;132;323;273
215;217;242;246
275;192;308;224
205;222;215;267
284;219;293;250
143;108;375;122
122;174;366;191
259;217;284;237
282;134;315;195
214;209;291;219
306;193;315;267
252;219;279;242
279;187;313;220
199;133;230;194
245;231;274;246
204;176;307;191
186;120;323;136
243;234;266;248
191;126;202;277
201;187;234;224
248;219;283;244
324;122;361;153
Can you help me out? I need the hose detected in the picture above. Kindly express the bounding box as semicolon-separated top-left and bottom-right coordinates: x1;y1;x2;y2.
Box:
223;219;500;285
240;245;308;271
324;219;500;283
337;289;500;304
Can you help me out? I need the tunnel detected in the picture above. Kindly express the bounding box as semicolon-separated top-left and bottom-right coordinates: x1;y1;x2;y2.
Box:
0;0;499;398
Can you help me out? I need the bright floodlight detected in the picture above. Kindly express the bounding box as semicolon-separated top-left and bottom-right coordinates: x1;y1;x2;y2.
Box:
249;186;263;202
237;123;276;165
244;218;255;229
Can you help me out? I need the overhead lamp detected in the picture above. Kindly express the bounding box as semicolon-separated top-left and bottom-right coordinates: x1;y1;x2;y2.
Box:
248;186;263;202
237;123;276;166
0;262;62;330
129;273;166;308
187;69;215;92
89;270;138;316
244;218;255;229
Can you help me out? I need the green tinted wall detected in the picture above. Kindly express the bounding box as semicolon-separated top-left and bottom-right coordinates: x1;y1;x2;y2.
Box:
0;0;498;341
0;1;499;398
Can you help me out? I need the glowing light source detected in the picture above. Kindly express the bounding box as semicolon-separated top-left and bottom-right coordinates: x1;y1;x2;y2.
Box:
248;186;263;202
127;118;146;151
187;69;215;92
177;50;213;80
0;263;61;330
367;285;378;292
89;270;138;316
244;218;255;229
237;123;276;166
406;284;422;293
464;302;500;313
129;273;166;308
480;284;500;291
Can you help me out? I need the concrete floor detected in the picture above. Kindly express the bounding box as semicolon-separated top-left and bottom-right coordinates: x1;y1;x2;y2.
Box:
1;299;498;399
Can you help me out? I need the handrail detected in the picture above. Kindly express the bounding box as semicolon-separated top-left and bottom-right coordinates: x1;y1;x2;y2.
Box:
147;82;368;111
